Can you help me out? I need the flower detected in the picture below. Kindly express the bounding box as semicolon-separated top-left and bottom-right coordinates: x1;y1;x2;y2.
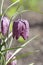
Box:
6;51;17;65
13;19;29;40
1;16;9;36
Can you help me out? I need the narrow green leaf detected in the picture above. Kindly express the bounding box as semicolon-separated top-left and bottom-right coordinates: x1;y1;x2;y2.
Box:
16;50;39;59
5;34;40;65
10;50;39;62
1;47;22;52
0;52;5;65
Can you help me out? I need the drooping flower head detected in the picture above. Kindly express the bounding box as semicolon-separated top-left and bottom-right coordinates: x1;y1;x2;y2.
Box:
1;16;9;36
6;51;17;65
13;19;29;40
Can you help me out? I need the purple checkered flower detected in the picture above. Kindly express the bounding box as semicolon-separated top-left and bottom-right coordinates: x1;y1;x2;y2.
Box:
1;16;9;36
13;19;29;40
6;51;17;65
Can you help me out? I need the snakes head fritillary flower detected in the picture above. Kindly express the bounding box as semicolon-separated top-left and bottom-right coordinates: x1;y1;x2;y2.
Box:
13;19;29;40
1;16;9;36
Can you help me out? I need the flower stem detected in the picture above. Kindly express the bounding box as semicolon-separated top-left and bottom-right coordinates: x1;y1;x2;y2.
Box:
1;32;12;47
0;52;5;65
1;0;4;14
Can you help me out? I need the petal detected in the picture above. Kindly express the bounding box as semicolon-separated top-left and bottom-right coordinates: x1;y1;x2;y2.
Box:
13;22;19;38
1;17;9;36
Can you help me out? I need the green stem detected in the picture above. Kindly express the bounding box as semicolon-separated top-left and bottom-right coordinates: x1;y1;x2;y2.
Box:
1;32;12;46
0;52;5;65
1;0;4;14
0;44;2;59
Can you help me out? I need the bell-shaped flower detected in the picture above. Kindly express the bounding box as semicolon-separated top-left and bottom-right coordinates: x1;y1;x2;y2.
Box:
13;19;29;40
1;17;9;36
